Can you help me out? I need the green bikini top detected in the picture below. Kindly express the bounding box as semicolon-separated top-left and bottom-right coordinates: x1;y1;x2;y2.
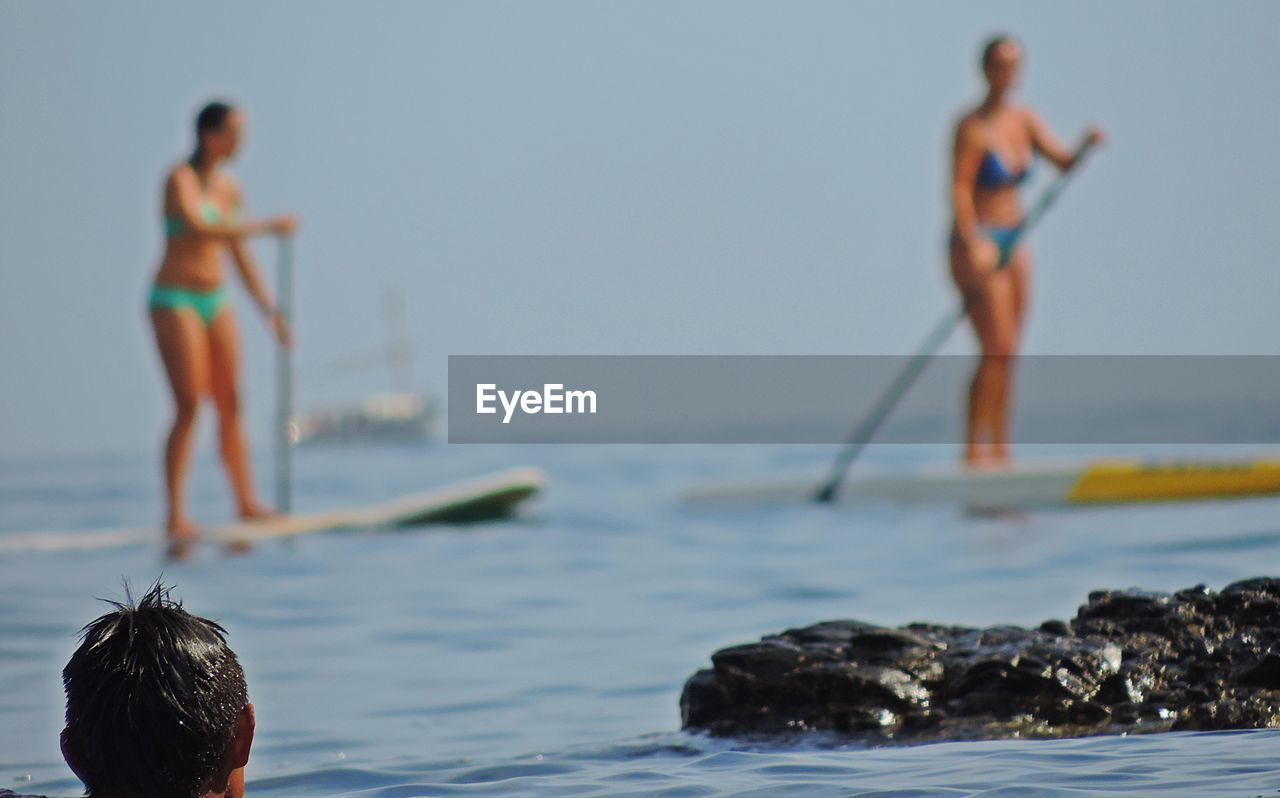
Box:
164;198;236;237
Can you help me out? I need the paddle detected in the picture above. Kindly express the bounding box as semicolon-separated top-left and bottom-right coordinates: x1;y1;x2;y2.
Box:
275;235;294;514
814;138;1097;503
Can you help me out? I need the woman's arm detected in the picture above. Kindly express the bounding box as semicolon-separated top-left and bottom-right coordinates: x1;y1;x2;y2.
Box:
230;234;293;348
167;165;292;240
229;184;294;347
1026;109;1104;171
229;237;273;314
951;118;986;245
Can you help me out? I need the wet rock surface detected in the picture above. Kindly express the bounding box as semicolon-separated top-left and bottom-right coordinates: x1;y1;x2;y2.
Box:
681;578;1280;742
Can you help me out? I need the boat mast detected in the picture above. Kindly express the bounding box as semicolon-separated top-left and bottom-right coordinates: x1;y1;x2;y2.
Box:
383;288;413;394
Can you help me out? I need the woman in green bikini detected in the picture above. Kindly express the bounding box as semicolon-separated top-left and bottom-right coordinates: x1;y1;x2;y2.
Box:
150;101;297;538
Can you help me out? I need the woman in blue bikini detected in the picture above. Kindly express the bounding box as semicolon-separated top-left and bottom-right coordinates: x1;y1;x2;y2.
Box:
949;36;1103;466
150;101;298;538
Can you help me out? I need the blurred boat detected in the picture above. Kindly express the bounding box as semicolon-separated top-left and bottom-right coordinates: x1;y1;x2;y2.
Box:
289;392;438;446
290;290;437;446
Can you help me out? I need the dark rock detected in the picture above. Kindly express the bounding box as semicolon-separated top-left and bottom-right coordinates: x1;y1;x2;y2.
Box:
1237;653;1280;689
680;578;1280;743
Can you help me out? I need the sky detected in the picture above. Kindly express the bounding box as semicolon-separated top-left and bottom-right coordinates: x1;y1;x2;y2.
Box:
1;1;1279;455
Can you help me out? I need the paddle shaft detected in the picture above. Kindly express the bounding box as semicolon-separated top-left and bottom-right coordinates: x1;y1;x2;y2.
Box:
814;138;1096;503
275;236;294;514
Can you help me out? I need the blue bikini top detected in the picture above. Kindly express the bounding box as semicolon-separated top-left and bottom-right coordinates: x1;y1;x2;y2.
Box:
976;148;1032;188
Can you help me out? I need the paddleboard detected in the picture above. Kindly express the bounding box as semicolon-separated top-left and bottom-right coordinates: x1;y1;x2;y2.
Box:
684;458;1280;508
0;467;547;554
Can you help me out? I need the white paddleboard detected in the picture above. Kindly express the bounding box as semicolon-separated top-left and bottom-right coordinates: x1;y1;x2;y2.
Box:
0;467;547;554
685;457;1280;508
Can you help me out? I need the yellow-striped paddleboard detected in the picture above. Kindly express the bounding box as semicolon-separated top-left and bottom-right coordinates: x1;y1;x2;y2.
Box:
0;467;547;554
684;458;1280;508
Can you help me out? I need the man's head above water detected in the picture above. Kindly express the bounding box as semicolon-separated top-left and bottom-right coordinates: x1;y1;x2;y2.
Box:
61;582;254;798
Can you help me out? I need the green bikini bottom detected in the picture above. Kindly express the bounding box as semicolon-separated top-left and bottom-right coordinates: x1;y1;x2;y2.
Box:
148;284;228;326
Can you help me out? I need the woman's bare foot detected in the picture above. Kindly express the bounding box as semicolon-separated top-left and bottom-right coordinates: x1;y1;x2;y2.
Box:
166;515;202;539
237;502;279;523
165;517;200;560
963;442;985;465
964;452;1010;471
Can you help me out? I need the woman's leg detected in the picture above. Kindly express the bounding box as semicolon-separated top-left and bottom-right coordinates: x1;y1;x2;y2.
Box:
151;307;210;536
951;236;1018;465
1010;246;1033;337
990;247;1033;460
973;282;1018;464
207;306;274;518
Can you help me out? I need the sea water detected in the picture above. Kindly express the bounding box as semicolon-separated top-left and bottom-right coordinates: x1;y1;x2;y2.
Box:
3;442;1280;797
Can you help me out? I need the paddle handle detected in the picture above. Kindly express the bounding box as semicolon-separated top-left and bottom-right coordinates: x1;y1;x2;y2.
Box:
994;137;1097;271
275;236;294;514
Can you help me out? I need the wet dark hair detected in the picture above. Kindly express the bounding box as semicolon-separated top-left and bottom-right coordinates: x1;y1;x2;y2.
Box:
62;582;248;798
190;100;235;167
981;35;1019;70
